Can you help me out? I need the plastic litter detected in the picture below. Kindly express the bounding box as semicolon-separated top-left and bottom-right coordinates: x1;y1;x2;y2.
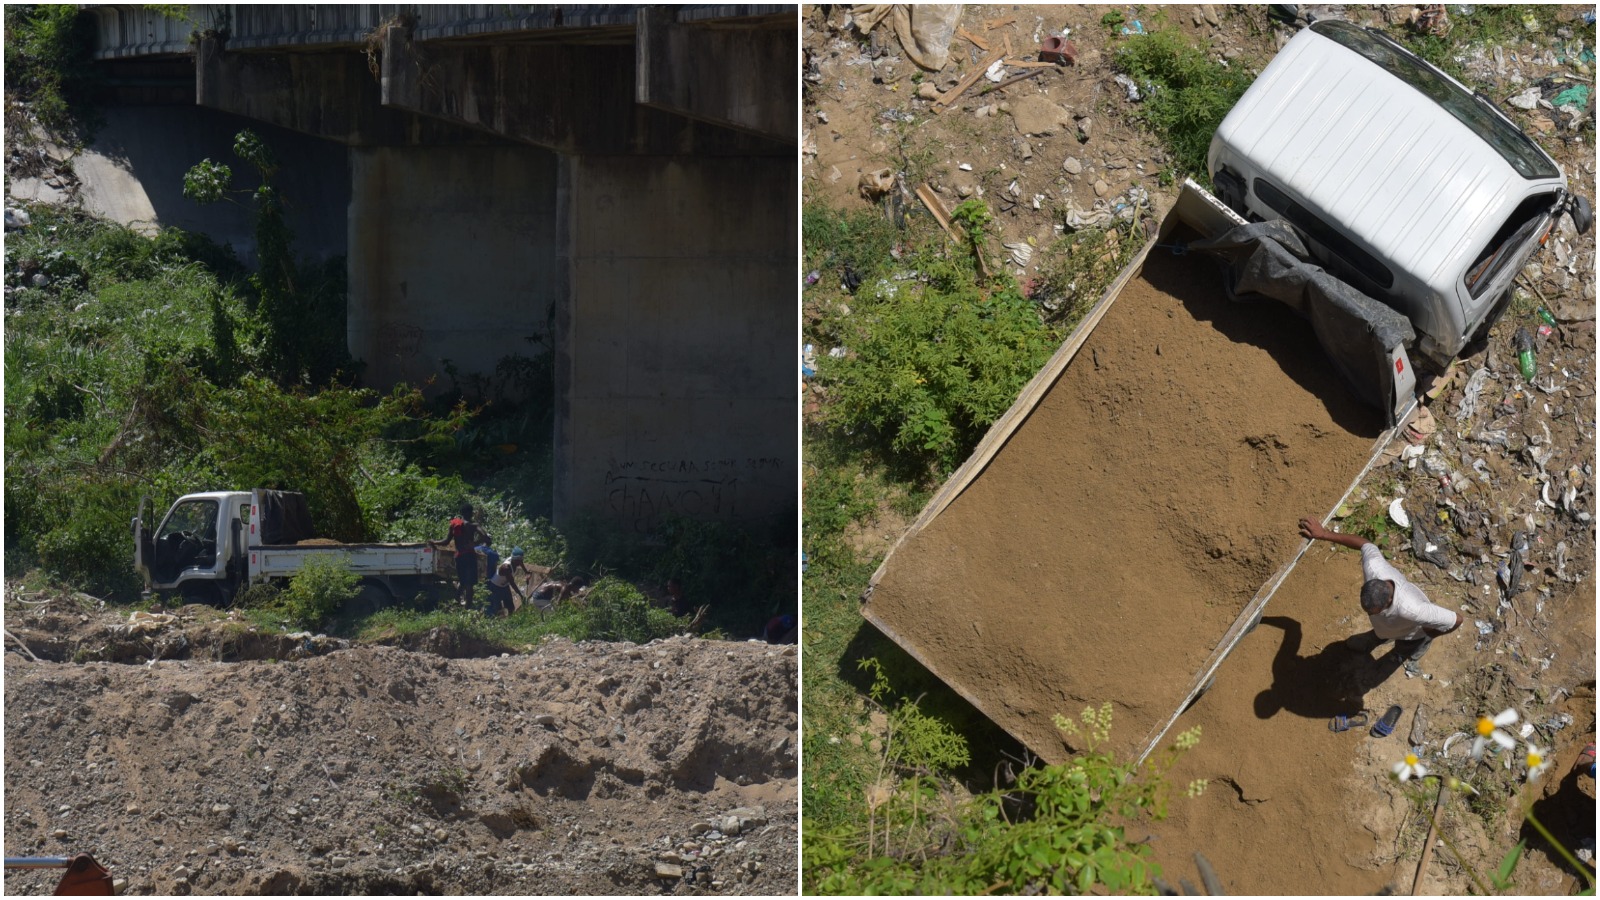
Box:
1514;327;1536;380
851;4;962;71
1114;73;1143;102
805;270;820;286
801;344;817;378
985;59;1006;83
1509;87;1541;110
1388;498;1410;528
1552;85;1591;109
1454;367;1490;421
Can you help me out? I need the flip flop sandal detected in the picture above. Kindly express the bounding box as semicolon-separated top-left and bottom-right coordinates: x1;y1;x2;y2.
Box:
1330;711;1370;733
1370;705;1403;738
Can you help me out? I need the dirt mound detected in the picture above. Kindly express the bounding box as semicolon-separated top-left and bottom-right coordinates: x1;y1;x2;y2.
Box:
4;607;797;896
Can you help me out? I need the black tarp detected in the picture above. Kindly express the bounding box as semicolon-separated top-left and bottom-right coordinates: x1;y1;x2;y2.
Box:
255;490;315;545
1190;220;1415;424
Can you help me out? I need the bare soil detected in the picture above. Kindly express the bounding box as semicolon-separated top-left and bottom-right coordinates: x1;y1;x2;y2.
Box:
807;3;1596;895
3;595;797;896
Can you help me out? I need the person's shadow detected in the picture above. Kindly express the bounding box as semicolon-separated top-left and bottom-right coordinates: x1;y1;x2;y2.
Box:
1253;616;1404;720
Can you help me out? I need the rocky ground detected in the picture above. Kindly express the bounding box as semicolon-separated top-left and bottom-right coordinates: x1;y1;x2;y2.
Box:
3;591;797;895
805;3;1594;894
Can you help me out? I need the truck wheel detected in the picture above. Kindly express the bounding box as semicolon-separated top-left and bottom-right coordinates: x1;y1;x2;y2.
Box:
351;581;392;617
181;583;223;608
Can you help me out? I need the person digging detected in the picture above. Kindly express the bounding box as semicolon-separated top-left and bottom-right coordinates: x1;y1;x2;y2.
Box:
1298;516;1461;676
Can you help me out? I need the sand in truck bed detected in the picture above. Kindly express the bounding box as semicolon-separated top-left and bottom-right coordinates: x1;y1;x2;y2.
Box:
865;247;1385;762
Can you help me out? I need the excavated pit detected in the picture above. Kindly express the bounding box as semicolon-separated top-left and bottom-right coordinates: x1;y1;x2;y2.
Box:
865;245;1384;762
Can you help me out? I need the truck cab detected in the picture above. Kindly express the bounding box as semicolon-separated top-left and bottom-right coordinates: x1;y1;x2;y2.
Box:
134;489;441;609
134;491;252;604
1208;19;1589;370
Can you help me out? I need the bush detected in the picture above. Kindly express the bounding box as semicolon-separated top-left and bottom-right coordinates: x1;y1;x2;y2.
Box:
4;207;468;597
276;556;360;631
805;700;1205;895
4;4;101;146
1115;27;1255;184
817;252;1057;476
571;577;688;644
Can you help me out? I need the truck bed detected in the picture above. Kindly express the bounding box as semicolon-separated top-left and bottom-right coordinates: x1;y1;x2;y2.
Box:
249;542;439;579
863;224;1393;764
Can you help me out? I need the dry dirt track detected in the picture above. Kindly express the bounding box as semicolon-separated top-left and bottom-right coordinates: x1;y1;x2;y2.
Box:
4;619;798;896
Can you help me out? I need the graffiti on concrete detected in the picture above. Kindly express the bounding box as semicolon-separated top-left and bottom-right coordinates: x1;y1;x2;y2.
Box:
375;322;424;359
603;456;782;531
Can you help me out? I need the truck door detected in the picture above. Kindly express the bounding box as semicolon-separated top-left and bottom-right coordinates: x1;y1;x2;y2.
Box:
150;498;221;585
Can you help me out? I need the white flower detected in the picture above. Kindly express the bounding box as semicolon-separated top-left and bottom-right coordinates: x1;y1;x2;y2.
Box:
1524;742;1552;781
1393;752;1428;782
1470;709;1518;760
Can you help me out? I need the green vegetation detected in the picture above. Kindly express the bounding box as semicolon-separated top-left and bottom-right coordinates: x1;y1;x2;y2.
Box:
8;132;783;643
359;575;690;648
271;555;360;631
1032;224;1146;328
4;4;101;146
1113;23;1257;185
807;696;1204;895
806;204;1059;477
804;183;1190;891
1393;5;1562;82
184;130;353;386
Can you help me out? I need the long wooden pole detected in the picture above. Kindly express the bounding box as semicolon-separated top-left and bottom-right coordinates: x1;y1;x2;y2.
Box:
1411;780;1449;895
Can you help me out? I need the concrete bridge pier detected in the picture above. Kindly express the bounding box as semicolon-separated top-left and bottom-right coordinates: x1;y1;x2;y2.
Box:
159;6;797;532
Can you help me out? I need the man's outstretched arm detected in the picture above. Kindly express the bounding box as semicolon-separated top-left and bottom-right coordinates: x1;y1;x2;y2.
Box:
1298;516;1372;551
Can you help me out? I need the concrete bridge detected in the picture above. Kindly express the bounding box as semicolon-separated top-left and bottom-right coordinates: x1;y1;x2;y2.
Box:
73;4;796;533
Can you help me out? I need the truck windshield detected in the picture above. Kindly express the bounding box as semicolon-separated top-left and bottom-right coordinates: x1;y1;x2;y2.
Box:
1311;21;1559;180
157;499;218;541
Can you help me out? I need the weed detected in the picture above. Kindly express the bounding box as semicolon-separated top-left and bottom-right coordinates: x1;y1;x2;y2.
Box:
4;4;102;147
805;702;1203;894
815;247;1056;476
1031;222;1143;329
274;556;360;631
1395;6;1561;82
1114;27;1255;185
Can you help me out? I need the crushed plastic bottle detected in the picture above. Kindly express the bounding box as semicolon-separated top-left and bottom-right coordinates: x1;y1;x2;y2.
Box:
1514;327;1536;380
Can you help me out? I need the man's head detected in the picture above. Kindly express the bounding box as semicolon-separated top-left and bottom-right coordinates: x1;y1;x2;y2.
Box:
1360;578;1395;614
459;503;474;520
511;547;525;561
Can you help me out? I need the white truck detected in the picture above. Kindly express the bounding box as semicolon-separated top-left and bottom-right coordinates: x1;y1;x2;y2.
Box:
1209;18;1590;378
863;18;1590;766
133;489;444;608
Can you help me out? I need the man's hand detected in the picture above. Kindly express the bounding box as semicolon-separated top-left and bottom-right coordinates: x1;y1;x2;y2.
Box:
1298;517;1329;541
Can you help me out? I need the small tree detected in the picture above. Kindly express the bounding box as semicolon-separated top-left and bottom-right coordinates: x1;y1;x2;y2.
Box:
183;130;352;385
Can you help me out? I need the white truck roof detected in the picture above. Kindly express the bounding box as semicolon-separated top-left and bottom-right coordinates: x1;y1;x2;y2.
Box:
1213;22;1564;302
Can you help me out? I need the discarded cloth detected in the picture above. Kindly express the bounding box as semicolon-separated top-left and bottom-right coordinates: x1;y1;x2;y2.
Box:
852;4;962;71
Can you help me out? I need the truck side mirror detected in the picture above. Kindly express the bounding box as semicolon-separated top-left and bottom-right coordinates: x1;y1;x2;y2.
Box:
1572;195;1592;235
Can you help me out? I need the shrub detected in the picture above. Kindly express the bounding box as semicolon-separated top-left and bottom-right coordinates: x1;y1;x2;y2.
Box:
817;252;1057;476
276;555;360;631
4;4;101;146
572;577;688;644
805;700;1205;895
1115;27;1255;184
